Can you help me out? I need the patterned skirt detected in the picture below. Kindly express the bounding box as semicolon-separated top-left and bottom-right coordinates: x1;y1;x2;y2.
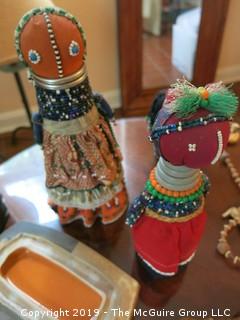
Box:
42;106;128;226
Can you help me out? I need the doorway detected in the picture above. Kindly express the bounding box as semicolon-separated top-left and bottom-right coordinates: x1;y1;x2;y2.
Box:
118;0;229;116
143;0;202;88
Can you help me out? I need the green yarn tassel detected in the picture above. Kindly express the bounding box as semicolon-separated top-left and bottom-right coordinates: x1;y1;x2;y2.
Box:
207;88;238;117
174;88;201;118
172;80;238;119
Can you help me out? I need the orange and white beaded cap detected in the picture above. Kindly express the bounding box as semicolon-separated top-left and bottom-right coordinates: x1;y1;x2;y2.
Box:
15;7;86;79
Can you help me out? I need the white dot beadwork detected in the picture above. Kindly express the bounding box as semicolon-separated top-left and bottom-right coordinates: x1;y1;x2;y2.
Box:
211;130;223;164
43;12;64;78
28;49;41;64
188;143;196;152
177;121;182;131
69;40;80;56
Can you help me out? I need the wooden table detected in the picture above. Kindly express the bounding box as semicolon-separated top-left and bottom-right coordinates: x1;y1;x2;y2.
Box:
0;117;240;319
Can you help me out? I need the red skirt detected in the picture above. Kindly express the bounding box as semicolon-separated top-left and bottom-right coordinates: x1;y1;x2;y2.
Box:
132;210;207;275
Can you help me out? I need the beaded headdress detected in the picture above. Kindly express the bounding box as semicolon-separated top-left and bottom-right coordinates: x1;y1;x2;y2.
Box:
15;7;86;61
15;7;95;121
150;80;238;141
15;7;87;86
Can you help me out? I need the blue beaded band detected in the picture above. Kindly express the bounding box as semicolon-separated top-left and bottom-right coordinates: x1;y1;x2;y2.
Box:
149;114;229;142
36;77;94;121
143;191;202;215
143;190;203;217
126;174;210;227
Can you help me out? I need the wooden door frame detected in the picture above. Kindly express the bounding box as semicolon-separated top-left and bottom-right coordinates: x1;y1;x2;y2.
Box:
118;0;229;117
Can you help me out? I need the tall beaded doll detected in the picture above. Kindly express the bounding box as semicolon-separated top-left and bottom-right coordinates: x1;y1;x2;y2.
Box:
15;7;128;227
127;80;238;276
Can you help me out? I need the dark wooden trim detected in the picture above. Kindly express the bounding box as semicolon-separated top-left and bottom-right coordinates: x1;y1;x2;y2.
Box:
193;0;229;86
118;0;230;117
117;0;142;112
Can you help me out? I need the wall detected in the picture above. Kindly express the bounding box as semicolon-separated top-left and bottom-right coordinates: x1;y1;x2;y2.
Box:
215;0;240;83
0;0;120;133
0;0;239;133
54;0;120;94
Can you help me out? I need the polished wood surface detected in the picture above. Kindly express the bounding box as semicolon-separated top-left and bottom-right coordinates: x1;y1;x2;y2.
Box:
118;0;230;117
1;117;240;318
0;130;34;163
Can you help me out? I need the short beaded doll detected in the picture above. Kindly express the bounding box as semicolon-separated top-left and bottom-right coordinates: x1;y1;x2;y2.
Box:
15;7;128;227
127;80;238;276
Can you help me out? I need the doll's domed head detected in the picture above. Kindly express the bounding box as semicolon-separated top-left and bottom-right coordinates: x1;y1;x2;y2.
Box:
15;7;86;79
150;80;238;168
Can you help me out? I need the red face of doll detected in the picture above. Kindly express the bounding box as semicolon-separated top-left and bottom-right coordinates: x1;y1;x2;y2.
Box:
19;13;85;79
159;109;230;168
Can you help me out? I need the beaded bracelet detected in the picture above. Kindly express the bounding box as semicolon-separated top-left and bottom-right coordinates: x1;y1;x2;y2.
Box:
217;207;240;266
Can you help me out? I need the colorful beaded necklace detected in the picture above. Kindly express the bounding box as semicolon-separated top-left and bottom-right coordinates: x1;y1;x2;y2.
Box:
126;172;210;227
217;152;240;266
146;170;206;204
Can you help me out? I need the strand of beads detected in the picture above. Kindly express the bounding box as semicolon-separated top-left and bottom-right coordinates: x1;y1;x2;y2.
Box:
146;170;204;204
149;114;228;141
218;152;240;266
221;151;240;188
150;169;202;196
217;207;240;266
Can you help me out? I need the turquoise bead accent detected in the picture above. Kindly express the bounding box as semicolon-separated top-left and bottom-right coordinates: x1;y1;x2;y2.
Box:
69;40;80;56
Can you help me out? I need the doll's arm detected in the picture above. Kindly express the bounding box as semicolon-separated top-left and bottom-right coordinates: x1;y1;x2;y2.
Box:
126;194;146;227
93;93;114;120
32;112;43;145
